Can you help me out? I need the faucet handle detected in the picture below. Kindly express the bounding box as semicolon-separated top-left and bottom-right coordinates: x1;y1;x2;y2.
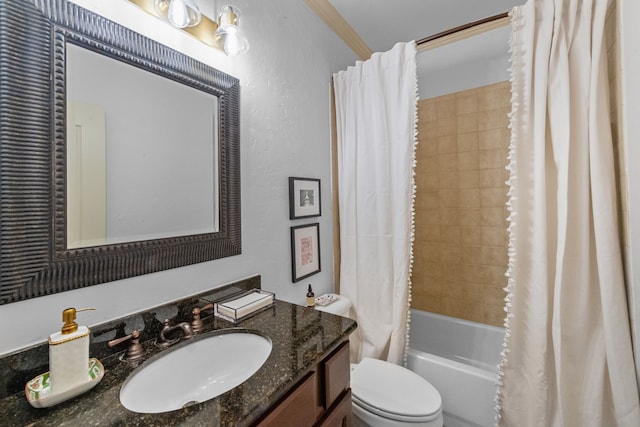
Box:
192;303;214;333
108;330;144;361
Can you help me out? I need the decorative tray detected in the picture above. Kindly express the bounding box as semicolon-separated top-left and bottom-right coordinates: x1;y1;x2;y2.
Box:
25;358;104;408
214;289;276;323
315;294;338;307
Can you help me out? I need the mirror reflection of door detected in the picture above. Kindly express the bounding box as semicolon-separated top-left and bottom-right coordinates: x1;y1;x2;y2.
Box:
66;101;107;249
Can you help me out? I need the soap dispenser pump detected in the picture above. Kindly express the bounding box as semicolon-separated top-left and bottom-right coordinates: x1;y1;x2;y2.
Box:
48;307;95;394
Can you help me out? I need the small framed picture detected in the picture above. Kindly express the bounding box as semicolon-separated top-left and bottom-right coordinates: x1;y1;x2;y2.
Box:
290;223;321;282
289;177;321;219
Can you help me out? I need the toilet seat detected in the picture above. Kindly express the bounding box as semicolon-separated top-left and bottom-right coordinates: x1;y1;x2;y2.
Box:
352;395;441;423
351;358;442;423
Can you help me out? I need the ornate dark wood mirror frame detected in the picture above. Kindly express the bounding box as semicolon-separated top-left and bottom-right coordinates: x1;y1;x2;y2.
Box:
0;0;241;304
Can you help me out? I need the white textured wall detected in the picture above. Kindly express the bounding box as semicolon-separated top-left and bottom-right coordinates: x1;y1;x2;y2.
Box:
0;0;356;355
417;26;511;99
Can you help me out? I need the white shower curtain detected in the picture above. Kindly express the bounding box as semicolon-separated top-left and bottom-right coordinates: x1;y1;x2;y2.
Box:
333;42;417;364
497;0;640;426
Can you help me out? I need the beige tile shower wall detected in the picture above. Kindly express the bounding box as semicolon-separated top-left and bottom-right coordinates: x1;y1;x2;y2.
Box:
412;81;510;327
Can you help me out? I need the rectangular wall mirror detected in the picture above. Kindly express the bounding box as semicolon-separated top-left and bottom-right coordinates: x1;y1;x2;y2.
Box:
0;0;241;304
66;43;219;249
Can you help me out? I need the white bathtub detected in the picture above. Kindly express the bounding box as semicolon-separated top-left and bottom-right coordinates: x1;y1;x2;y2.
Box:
407;310;504;427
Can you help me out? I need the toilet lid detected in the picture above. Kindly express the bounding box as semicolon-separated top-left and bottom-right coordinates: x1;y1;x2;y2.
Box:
351;358;442;421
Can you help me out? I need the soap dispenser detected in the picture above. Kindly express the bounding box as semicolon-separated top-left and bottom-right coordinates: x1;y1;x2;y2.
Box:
48;307;95;394
306;285;315;307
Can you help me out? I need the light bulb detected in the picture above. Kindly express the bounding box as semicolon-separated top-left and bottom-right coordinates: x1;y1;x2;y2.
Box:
222;27;250;56
217;5;239;28
215;5;249;56
155;0;201;28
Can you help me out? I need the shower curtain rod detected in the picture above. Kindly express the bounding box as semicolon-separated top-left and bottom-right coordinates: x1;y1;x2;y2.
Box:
416;12;510;50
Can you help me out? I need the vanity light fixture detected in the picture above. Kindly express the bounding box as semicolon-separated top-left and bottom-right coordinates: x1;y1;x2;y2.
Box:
127;0;249;56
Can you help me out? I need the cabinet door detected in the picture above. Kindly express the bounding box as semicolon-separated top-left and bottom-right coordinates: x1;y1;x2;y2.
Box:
257;372;318;427
323;341;350;408
317;389;352;427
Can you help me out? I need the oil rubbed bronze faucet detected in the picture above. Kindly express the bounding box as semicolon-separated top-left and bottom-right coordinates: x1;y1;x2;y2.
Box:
156;319;194;348
191;303;214;333
108;330;144;362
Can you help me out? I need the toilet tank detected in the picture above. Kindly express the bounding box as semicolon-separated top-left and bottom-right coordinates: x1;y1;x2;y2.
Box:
315;295;352;317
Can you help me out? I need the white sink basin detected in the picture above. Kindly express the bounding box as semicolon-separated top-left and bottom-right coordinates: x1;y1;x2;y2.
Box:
119;330;272;413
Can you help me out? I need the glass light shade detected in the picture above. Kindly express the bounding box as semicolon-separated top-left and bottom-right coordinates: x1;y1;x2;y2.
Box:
154;0;201;28
217;5;239;28
216;26;250;56
215;5;250;56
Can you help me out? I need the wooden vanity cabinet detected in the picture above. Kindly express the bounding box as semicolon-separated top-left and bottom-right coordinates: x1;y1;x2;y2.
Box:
319;340;352;427
317;389;352;427
256;341;352;427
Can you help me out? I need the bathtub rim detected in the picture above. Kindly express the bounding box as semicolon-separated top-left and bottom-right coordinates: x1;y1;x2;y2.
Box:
408;308;505;374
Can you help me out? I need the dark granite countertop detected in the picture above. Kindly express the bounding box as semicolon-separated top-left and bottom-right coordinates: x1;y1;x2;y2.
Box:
0;277;357;426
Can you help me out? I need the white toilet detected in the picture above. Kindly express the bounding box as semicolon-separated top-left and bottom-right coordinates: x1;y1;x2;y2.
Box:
316;295;443;427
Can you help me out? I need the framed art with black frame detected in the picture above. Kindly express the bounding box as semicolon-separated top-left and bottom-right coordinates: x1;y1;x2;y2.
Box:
290;223;321;282
289;177;321;219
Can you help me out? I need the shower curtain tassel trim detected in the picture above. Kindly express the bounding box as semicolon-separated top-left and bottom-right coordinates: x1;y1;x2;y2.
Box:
495;7;523;425
403;40;419;368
